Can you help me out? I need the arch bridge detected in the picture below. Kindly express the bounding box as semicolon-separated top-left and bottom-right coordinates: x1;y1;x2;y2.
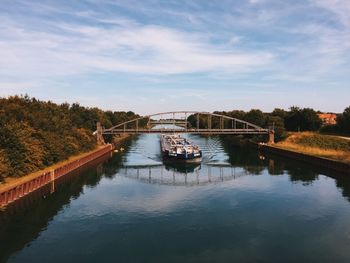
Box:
96;111;274;143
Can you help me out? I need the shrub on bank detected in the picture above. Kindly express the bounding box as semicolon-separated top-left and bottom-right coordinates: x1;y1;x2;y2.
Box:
0;95;139;181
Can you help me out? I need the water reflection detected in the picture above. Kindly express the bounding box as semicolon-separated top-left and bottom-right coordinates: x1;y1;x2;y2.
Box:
164;162;201;173
1;134;350;263
116;164;246;186
0;153;113;263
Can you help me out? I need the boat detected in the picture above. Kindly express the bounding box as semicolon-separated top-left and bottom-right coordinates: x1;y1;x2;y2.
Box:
160;134;202;163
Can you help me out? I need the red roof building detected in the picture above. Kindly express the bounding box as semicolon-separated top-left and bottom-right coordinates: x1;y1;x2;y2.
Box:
317;113;337;125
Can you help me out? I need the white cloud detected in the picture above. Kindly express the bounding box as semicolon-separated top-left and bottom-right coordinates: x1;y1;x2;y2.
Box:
312;0;350;27
0;17;273;81
1;0;350;113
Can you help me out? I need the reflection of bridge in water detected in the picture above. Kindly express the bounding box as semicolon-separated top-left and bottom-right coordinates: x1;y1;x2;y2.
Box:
118;164;248;186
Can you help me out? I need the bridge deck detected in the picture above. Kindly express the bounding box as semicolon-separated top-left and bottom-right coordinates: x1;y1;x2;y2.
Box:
102;128;269;135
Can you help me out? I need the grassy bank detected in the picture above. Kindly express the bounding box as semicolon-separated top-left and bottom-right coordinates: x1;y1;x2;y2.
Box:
274;132;350;164
0;146;105;192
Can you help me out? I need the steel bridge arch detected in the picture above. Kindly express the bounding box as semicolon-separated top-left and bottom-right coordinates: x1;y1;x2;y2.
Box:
101;111;269;135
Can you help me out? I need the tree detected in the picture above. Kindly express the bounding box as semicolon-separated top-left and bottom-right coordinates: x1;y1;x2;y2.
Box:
271;108;287;119
266;115;286;140
284;107;321;131
337;106;350;133
0;150;11;181
244;109;266;127
0;95;141;179
302;108;322;130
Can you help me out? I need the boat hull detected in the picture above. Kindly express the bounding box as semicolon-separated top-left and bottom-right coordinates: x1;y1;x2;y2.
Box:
162;151;202;164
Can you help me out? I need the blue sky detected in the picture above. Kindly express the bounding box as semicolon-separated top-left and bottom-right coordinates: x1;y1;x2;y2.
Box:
0;0;349;114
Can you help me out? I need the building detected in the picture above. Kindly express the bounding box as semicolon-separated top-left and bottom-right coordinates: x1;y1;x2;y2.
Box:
317;113;337;125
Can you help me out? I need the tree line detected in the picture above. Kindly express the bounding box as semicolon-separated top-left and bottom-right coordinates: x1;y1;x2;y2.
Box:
1;95;349;181
188;106;350;140
0;95;140;181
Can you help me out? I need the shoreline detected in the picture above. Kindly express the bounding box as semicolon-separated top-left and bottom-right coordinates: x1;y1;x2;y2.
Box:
259;143;350;175
0;133;131;192
0;146;104;192
0;144;113;207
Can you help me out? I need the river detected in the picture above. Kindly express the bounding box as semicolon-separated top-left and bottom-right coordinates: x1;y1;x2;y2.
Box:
1;134;350;262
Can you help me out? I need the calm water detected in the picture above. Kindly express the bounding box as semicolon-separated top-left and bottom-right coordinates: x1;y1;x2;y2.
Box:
1;134;350;263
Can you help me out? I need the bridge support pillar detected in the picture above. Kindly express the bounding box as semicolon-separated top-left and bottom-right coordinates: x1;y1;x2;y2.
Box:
268;130;275;144
96;122;105;145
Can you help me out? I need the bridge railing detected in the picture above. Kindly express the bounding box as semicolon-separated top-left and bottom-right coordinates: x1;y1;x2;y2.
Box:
101;111;269;135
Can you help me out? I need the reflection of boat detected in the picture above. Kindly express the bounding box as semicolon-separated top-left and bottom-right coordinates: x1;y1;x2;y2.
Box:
164;162;201;173
160;134;202;163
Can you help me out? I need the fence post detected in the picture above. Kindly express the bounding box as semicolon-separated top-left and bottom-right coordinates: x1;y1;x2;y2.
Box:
50;169;55;193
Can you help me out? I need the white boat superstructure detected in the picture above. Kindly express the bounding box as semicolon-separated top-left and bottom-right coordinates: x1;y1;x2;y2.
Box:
160;134;202;162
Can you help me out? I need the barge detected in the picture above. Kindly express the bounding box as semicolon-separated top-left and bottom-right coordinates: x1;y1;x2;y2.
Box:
160;134;202;163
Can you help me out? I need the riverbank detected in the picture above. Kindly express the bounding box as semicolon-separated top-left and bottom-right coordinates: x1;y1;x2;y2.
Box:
258;132;350;175
0;146;101;190
0;145;113;207
274;132;350;164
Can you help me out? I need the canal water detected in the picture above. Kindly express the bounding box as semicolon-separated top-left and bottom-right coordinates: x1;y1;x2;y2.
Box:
1;134;350;262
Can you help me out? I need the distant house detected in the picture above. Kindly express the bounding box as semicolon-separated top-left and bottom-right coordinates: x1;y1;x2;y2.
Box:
317;113;337;125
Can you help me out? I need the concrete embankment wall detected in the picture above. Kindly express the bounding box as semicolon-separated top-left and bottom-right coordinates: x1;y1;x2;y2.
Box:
259;144;350;175
0;144;113;208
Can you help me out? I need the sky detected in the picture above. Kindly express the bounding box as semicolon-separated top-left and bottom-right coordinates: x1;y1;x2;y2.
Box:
0;0;349;114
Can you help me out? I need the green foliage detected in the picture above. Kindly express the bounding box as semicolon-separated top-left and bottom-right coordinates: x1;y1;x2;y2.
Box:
319;124;340;134
337;106;350;134
0;150;11;182
266;115;286;141
271;108;287;119
0;95;139;181
244;109;266;127
284;107;322;131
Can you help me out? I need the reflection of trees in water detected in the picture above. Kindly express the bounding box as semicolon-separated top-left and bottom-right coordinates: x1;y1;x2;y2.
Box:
0;155;111;263
287;167;318;185
103;152;124;178
265;159;285;175
335;178;350;202
261;151;350;201
260;152;318;184
219;135;265;175
103;137;133;178
221;135;350;201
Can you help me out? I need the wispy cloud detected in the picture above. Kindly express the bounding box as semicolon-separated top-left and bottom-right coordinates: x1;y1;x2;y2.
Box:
312;0;350;27
0;0;349;113
0;11;273;80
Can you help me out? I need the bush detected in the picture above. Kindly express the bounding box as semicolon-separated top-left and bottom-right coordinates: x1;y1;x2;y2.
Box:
0;95;140;181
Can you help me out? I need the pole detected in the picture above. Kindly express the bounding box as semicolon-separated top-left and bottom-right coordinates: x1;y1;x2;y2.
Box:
197;113;199;131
